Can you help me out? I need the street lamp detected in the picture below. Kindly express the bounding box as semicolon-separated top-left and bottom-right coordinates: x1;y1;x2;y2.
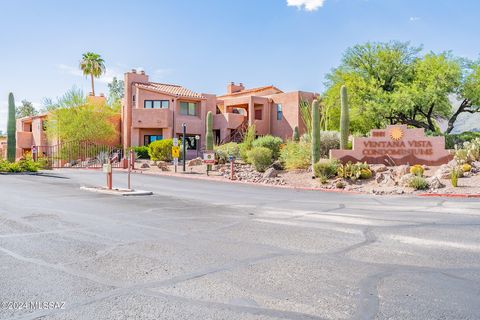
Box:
182;123;187;172
195;135;200;158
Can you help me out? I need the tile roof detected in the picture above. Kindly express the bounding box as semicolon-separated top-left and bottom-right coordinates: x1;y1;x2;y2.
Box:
135;82;204;99
217;85;283;98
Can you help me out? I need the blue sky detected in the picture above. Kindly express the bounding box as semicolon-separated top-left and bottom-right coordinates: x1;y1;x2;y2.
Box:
1;0;479;132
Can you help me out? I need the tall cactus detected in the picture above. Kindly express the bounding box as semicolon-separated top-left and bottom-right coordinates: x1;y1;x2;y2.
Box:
7;93;16;162
340;85;349;150
205;111;213;169
311;99;321;165
292;126;299;142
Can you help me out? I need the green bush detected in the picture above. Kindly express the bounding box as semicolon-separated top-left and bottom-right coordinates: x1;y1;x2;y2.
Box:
337;161;370;180
279;141;311;170
408;176;429;190
252;135;283;160
148;139;173;162
319;131;340;157
313;159;339;181
451;167;461;187
0;158;41;172
454;137;480;164
215;142;240;163
445;132;480;149
247;147;273;172
131;146;149;159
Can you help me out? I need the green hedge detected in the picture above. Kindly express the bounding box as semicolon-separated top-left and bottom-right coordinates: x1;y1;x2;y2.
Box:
131;146;150;159
445;132;480;149
148;139;173;161
252;135;283;160
247;147;273;172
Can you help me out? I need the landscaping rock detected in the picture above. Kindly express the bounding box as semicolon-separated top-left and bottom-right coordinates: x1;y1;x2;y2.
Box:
395;165;410;177
426;176;444;189
157;161;169;171
399;173;415;187
270;160;284;170
379;174;396;187
448;159;458;167
371;164;388;173
63;163;72;168
472;161;480;169
434;164;451;179
188;157;203;166
263;168;278;178
140;163;150;169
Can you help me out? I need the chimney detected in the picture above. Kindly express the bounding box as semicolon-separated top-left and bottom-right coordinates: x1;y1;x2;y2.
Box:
99;93;105;97
140;70;145;75
131;68;137;73
227;82;245;94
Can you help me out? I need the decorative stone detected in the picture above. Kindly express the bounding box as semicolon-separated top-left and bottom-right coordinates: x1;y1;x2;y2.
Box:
371;164;388;173
140;163;150;168
395;165;410;177
188;157;203;166
434;164;451;179
262;168;278;178
157;161;169;171
399;173;415;187
270;160;284;170
426;176;445;189
330;125;453;165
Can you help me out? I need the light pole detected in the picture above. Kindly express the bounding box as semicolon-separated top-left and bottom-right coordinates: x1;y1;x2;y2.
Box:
182;123;187;172
195;135;200;158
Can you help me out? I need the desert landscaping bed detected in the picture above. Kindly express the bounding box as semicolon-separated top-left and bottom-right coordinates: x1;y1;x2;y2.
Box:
130;159;480;196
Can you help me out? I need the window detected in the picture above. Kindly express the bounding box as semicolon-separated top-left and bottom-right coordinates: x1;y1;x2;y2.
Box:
180;102;197;116
254;107;262;120
179;135;199;150
144;135;163;146
216;105;222;114
276;104;283;120
132;95;136;105
144;100;169;109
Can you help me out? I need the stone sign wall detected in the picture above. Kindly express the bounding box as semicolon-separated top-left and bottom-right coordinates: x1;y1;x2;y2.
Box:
330;125;453;165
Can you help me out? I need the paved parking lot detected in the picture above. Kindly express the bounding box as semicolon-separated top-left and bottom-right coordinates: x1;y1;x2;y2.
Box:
1;170;480;319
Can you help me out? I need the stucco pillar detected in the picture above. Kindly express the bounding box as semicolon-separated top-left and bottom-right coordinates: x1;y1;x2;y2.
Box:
248;98;254;126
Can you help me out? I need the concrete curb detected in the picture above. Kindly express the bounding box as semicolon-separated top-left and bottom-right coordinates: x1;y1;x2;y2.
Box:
80;186;153;196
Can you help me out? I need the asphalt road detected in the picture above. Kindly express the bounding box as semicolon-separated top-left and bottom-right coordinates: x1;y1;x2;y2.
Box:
1;170;480;320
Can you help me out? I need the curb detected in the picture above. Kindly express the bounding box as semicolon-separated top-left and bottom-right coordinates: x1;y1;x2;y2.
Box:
80;186;153;196
417;193;480;198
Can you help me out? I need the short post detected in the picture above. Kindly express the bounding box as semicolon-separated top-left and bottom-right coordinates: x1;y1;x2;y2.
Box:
105;159;113;190
130;150;135;170
182;123;187;172
195;135;200;158
128;150;133;190
230;155;235;180
32;145;38;162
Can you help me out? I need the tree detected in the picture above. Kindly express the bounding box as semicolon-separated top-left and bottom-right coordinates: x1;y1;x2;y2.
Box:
323;41;469;134
44;88;116;144
446;61;480;133
7;93;16;162
16;99;38;118
79;52;106;96
108;77;124;103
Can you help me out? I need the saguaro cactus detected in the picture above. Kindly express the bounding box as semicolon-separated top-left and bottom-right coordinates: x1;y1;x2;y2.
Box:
311;99;321;165
293;126;299;142
340;85;349;150
7;93;16;162
205;111;213;169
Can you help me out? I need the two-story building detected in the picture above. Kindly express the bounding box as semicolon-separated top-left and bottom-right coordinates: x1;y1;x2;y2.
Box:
15;113;49;158
122;69;317;156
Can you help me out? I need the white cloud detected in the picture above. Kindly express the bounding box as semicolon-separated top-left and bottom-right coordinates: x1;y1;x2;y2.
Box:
409;16;421;22
287;0;326;11
56;64;123;84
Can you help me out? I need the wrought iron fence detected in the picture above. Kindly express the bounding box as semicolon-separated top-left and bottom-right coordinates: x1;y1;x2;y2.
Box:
36;141;124;169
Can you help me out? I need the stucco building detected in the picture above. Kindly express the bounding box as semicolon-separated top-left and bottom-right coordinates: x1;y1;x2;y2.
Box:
122;69;317;156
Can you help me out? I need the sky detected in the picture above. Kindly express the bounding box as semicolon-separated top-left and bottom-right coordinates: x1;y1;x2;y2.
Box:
1;0;480;132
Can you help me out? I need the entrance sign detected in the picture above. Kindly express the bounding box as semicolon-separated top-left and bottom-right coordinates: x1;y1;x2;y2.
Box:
203;151;215;164
330;125;453;165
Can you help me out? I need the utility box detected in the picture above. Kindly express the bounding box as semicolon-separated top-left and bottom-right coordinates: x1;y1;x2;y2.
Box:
102;163;112;173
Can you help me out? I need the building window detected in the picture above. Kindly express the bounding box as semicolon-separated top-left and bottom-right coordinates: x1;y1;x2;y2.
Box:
144;135;163;146
254;107;262;120
179;135;198;150
216;105;222;114
180;102;197;116
276;104;283;120
144;100;169;109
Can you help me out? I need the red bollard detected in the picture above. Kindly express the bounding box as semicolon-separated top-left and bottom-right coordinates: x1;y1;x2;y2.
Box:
130;150;135;170
106;160;113;190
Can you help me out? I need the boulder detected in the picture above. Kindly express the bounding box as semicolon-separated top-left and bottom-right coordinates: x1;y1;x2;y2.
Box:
63;163;72;168
188;157;203;167
371;164;388;173
448;159;458;167
394;165;410;177
434;164;451;179
270;160;284;170
157;161;169;171
262;167;278;178
399;173;415;187
140;163;150;169
426;176;445;189
380;174;396;187
472;161;480;169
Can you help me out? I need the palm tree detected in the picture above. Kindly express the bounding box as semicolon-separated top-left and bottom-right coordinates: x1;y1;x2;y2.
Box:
79;52;106;96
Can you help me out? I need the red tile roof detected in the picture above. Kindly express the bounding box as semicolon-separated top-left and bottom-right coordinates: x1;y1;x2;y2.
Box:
217;85;283;98
134;82;204;99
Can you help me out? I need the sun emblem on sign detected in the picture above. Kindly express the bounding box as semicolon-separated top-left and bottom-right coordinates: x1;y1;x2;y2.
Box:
390;127;404;141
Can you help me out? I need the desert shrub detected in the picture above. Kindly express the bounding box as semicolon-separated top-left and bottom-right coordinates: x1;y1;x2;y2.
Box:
247;147;273;172
131;146;149;159
319;131;340;157
0;158;41;172
239;125;256;163
148;139;173;162
279;141;311;170
462;163;472;172
408;176;429;190
451;167;461;187
313;159;339;181
409;164;424;176
252;135;283;160
454;138;480;164
300;133;311;144
335;180;346;189
337;161;370;180
445;132;480;149
215;142;240;163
